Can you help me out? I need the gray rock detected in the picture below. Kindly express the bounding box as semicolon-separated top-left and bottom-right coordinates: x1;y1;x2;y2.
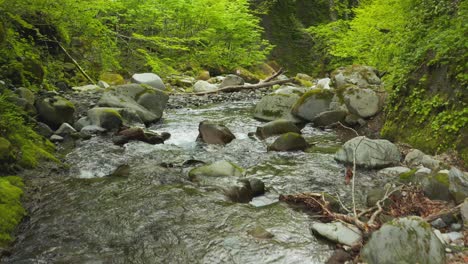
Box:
421;171;451;201
274;85;305;95
80;125;107;135
343;87;380;118
450;223;462;231
415;167;432;177
193;80;218;93
441;232;463;244
291;89;334;121
50;135;64;142
98;84;168;124
55;123;77;136
344;114;360;126
219;74;244;88
197;121;235;145
74;117;91;132
316;78;331;89
253;93;302;123
130;73;166;90
35;95;75;128
461;199;468;228
421;155;442;170
97;81;110;89
15;87;35;105
430;218;447;229
255;119;301;139
448;167;468;203
35;122;53;138
267;132;308;152
312;110;347;127
331;65;381;89
311;222;362;246
377;166;411;177
188;160;243;181
334;136;401;169
87;108;123;131
405;149;442;170
362;217;445;264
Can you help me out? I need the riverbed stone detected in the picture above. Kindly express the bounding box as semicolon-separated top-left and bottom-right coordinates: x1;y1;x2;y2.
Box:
219;74;244;88
188;160;244;181
131;73;166;90
377;166;411;177
253;93;301;123
448;167;468;203
35;122;53;138
98;84;168;124
197;121;235;145
193;80;218;93
35;95;75;128
54;123;77;136
312;110;347;127
343;87;380;118
291;89;334;121
361;217;445;264
267;132;308;152
255;119;301;139
311;222;362;246
331;65;381;89
334;136;401;168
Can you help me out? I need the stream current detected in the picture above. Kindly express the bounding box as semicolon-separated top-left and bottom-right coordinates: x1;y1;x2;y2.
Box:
4;99;383;263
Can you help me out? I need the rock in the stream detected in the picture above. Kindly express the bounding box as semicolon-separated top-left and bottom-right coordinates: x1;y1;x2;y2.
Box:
343;87;381;118
54;123;77;136
113;127;169;145
334;136;400;169
461;199;468;228
312;110;347;127
87;107;124;131
197;121;235;145
35;95;75;128
331;65;381;89
361;217;445;264
193;80;218;93
267;132;308;152
219;74;244;88
255;119;301;139
377;166;411;177
224;178;265;203
130;73;166;90
188;160;243;181
448;167;468;203
98;84;168;124
311;222;362;247
253;93;302;123
291;89;334;121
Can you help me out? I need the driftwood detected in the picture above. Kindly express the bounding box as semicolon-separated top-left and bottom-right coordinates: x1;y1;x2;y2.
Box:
185;68;291;96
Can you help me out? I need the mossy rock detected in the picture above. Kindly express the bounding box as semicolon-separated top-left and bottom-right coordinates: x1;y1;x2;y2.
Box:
35;95;75;129
255;119;301;139
267;132;309;151
399;169;418;182
0;137;12;161
87;107;123;131
253;93;302;123
0;176;26;247
100;73;125;86
291;89;334;121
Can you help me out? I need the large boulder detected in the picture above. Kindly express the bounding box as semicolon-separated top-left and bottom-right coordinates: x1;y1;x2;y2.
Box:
421;171;451;201
193;80;218;93
312;110;347;127
311;222;362;247
255;119;301;139
291;89;334;121
197;121;235;145
361;217;445;264
267;132;308;152
253;94;301;122
130;73;166;90
87;107;124;131
219;74;244;88
98;84;168;124
331;65;381;89
188;160;243;181
343;87;380;118
334;136;401;168
35;95;75;128
449;167;468;203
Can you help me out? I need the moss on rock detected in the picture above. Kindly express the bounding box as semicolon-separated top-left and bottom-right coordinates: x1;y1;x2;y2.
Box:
0;176;26;246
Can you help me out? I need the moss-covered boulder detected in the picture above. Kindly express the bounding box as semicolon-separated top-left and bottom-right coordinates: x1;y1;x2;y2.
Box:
331;65;381;89
0;176;26;246
312;110;347;127
0;137;12;161
421;171;451;201
86;107;123;131
334;136;401;169
267;132;308;151
362;217;445;264
343;87;381;118
197;121;235;145
99;72;125;86
449;167;468;204
98;84;168;124
255;119;301;139
188;160;244;181
253;93;301;123
35;95;75;129
291;89;334;121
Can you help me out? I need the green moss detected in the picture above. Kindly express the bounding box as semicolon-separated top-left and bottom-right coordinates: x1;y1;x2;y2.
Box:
0;137;12;160
434;173;449;187
100;72;125;85
399;169;417;182
293;89;334;110
0;176;26;246
294;77;313;87
101;108;123;119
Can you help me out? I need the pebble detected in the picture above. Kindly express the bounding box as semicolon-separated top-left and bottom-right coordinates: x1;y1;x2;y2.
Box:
430;218;447;229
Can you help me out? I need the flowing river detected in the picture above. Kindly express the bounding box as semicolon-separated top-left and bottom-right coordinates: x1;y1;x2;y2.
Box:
4;99;383;263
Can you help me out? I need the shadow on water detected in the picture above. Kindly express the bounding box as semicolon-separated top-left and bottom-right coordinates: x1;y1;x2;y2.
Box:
4;100;385;263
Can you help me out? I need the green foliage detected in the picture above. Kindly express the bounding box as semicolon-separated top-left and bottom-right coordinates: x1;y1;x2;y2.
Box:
0;91;56;170
0;175;25;246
